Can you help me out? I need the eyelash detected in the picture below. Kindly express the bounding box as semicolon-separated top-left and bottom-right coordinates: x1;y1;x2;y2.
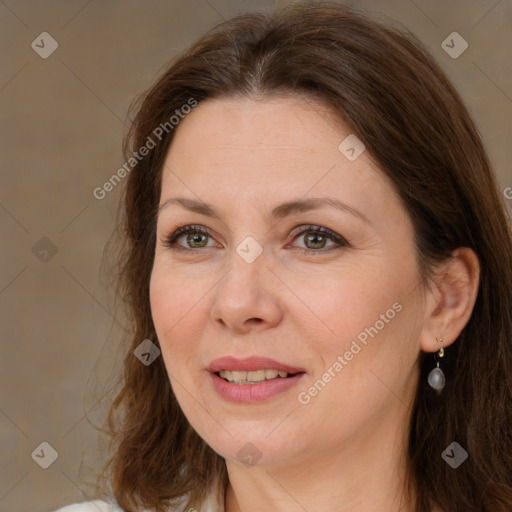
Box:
162;224;350;254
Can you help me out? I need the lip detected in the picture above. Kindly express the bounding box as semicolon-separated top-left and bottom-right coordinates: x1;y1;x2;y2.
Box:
209;372;305;403
207;356;306;374
207;356;306;404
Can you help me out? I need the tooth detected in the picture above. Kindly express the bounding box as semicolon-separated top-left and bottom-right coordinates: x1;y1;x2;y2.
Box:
219;370;233;381
264;369;279;380
247;370;266;382
218;369;293;383
231;371;247;382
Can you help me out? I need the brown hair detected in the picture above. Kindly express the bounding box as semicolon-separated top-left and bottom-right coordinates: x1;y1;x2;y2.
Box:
94;2;512;511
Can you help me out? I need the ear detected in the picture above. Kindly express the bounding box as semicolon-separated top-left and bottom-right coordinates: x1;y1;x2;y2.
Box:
419;247;480;353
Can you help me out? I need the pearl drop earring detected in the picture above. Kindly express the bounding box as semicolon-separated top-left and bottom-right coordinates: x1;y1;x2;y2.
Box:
428;337;445;394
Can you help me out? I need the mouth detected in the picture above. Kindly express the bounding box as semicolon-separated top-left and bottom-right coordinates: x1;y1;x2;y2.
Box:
207;356;306;403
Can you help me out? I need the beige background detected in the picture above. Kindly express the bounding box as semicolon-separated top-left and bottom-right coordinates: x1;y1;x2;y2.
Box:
1;1;511;511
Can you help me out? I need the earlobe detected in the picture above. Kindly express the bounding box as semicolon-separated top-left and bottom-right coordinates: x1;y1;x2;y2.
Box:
419;247;480;354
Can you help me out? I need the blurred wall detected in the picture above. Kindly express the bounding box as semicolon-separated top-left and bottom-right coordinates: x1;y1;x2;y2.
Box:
1;1;511;511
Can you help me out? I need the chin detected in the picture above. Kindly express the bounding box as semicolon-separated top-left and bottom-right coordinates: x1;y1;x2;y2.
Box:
197;422;308;468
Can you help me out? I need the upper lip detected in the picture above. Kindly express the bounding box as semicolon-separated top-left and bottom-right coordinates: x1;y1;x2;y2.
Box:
207;356;306;374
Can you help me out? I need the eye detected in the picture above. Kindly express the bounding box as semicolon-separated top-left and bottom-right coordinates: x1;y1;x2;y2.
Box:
162;224;349;253
163;225;218;251
288;225;349;254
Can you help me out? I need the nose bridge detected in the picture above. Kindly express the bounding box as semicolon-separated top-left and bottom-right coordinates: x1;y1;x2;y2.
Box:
221;235;268;298
210;234;282;329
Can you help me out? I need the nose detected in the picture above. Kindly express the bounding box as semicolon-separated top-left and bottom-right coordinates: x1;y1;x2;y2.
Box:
210;248;283;334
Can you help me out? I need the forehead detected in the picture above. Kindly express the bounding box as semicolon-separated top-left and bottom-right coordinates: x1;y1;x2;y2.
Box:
159;95;395;216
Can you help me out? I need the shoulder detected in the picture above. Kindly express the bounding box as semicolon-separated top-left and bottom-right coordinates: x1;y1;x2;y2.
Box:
51;500;114;512
50;484;224;512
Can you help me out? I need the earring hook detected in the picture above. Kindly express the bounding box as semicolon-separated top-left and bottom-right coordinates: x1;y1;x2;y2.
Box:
434;337;444;367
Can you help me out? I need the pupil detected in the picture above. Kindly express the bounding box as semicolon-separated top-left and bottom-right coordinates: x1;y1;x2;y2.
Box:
188;233;207;247
307;233;325;249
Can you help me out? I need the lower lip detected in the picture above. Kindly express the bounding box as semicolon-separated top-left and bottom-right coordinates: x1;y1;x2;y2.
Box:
209;372;305;403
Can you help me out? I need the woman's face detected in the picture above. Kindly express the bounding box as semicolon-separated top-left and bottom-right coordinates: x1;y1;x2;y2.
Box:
150;95;427;468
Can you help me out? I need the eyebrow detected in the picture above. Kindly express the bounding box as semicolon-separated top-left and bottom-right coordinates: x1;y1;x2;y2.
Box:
158;196;370;224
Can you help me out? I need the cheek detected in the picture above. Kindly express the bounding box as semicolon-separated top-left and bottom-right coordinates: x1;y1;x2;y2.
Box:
149;269;174;342
316;287;401;376
297;256;419;382
150;260;202;330
302;283;421;422
149;266;210;421
149;266;201;369
287;261;401;347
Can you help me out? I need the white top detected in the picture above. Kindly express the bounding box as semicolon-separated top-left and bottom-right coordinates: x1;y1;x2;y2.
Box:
51;486;224;512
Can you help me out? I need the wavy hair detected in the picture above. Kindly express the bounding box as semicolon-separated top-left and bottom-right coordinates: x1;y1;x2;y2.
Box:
94;2;512;511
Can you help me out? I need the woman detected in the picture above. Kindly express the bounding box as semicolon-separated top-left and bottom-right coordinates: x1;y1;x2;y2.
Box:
54;1;512;511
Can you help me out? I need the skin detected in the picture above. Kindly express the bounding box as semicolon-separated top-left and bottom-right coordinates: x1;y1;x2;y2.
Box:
149;95;480;512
